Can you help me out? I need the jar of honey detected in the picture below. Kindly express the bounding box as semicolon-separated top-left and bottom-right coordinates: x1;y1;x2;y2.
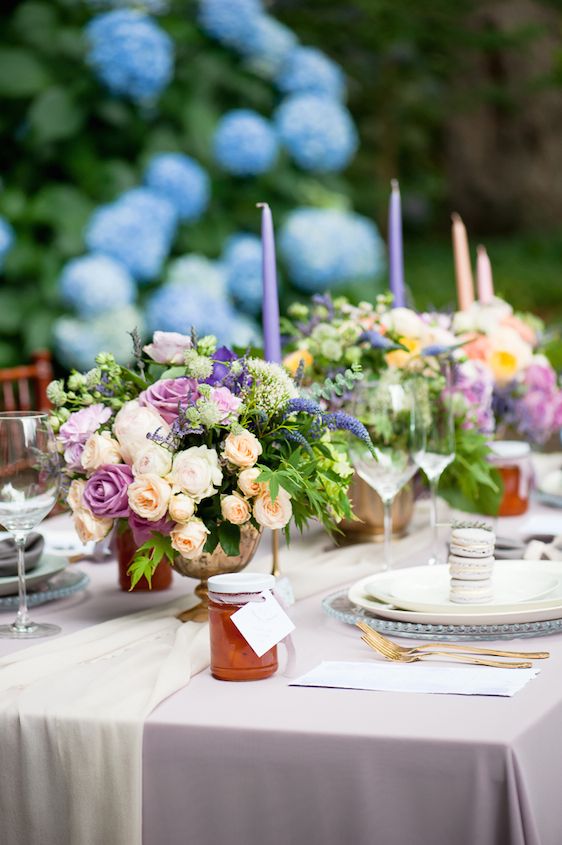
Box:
208;572;278;682
488;441;534;517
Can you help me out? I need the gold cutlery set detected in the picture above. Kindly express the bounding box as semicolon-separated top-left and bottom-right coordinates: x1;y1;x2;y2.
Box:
356;621;549;669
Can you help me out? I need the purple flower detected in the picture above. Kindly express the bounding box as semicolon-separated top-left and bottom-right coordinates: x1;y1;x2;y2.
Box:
522;362;556;392
205;346;238;385
139;377;199;423
210;386;242;422
358;330;400;351
129;512;174;546
59;404;112;470
83;464;133;518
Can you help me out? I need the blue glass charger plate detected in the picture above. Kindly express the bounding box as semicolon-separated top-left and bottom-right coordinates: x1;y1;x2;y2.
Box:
322;589;562;641
0;568;90;610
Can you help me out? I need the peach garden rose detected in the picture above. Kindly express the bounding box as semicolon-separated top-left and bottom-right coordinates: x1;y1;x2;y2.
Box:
170;519;209;559
253;487;292;530
81;430;123;472
128;474;171;522
237;467;264;498
223;430;262;468
221;493;251;525
73;507;113;544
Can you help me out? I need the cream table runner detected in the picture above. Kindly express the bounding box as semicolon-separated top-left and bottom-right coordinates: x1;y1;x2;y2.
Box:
0;501;440;845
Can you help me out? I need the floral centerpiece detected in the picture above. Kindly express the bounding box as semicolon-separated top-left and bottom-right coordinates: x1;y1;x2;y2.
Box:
283;293;502;514
48;329;371;589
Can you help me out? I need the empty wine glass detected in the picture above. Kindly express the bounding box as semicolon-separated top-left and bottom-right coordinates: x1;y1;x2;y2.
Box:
0;412;61;638
351;378;422;570
412;361;455;565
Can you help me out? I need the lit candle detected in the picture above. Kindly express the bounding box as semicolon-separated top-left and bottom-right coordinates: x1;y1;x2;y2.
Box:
388;179;406;308
476;244;494;304
257;202;281;363
451;212;475;311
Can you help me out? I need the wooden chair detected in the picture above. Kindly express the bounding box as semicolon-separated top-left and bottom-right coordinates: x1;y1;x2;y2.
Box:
0;350;53;412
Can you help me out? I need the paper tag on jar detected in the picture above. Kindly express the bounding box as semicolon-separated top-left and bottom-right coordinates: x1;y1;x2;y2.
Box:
231;590;295;658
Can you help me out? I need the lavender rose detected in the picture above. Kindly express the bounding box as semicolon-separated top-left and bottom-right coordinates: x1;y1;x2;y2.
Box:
58;404;112;470
83;464;133;518
139;378;199;423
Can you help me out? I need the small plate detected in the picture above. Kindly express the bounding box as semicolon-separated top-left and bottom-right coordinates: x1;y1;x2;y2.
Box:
0;568;89;609
363;563;558;614
0;555;67;597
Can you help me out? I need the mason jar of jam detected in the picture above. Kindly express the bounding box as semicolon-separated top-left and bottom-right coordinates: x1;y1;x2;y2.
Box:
208;572;278;681
488;441;534;517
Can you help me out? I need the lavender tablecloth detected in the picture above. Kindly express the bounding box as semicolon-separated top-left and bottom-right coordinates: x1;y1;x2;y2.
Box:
2;509;562;845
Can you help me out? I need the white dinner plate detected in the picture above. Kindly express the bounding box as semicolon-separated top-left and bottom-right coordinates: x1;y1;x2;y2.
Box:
348;560;562;626
0;555;68;597
363;564;559;614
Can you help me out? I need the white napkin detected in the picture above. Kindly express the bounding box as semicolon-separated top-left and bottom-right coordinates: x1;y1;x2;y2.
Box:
0;597;209;845
290;660;540;697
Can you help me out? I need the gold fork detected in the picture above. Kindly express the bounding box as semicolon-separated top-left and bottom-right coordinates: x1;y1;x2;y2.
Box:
356;621;549;660
358;626;533;669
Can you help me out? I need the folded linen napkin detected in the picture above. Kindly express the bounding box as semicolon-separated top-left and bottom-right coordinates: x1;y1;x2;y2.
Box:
0;532;44;577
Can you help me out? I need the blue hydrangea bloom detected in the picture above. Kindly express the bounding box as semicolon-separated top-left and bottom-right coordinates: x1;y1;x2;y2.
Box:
213;110;278;176
279;207;385;292
222;234;263;315
147;282;238;342
276;47;346;100
198;0;263;51
275;94;358;172
166;254;226;298
0;217;14;269
53;306;144;370
242;16;297;77
59;253;136;318
230;314;262;348
86;10;174;102
144;153;210;222
85;188;177;282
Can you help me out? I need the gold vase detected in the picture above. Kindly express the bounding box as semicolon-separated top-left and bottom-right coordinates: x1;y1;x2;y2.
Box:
338;473;414;544
173;524;263;623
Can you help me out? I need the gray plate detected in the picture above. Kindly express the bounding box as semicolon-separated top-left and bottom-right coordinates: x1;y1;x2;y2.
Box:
0;554;67;596
0;568;89;609
323;590;562;640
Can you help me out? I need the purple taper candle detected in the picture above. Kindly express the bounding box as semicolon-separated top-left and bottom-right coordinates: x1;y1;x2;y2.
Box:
258;202;282;363
388;179;406;308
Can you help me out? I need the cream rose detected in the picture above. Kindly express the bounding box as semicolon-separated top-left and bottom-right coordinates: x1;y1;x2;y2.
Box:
253;487;292;530
381;307;425;339
168;492;196;524
73;507;112;544
170;519;209;560
166;445;222;502
221;493;251;525
237;467;264;498
67;479;86;512
128;474;171;522
223;430;262;468
113;400;170;465
81;430;123;472
132;443;173;478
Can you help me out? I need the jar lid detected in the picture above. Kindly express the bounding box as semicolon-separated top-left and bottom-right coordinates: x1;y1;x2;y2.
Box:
208;572;276;594
489;440;531;460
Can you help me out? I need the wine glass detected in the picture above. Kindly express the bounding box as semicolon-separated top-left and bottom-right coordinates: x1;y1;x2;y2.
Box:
351;378;422;570
0;412;61;638
412;362;455;565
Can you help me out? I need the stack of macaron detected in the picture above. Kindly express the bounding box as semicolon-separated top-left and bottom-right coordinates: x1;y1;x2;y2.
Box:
448;525;496;604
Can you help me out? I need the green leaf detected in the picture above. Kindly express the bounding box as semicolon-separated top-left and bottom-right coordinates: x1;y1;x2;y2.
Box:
160;366;188;379
218;521;241;557
127;534;173;589
0;48;51;97
28;86;84;142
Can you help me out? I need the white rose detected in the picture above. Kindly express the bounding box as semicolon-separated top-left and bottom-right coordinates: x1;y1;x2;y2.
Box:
168;493;196;524
170;519;209;560
238;467;264;498
113;400;170;465
73;507;112;544
67;479;86;512
223;430;263;468
166;446;222;502
132;444;173;478
253;487;292;530
127;474;171;522
81;431;123;472
221;493;251;525
381;307;425;339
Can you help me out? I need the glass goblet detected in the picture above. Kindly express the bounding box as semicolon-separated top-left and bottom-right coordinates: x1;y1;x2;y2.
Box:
0;412;61;638
351;379;421;570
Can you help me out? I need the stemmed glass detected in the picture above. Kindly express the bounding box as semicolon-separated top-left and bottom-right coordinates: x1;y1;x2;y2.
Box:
412;361;455;565
0;412;61;638
351;378;423;570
